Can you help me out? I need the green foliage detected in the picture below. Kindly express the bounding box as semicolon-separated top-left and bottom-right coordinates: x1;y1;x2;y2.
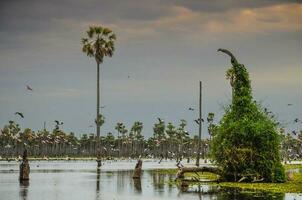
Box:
211;49;285;182
82;26;116;64
95;114;105;127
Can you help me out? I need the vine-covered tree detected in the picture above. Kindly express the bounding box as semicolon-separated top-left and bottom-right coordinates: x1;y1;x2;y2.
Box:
211;49;285;182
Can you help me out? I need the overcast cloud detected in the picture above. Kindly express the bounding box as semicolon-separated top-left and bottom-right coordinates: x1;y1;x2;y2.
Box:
0;0;301;137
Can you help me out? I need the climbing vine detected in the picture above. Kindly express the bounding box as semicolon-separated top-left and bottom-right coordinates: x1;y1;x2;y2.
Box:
211;49;285;182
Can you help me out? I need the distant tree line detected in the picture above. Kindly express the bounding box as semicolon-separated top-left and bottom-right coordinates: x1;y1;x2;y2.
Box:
0;119;301;161
0;119;208;159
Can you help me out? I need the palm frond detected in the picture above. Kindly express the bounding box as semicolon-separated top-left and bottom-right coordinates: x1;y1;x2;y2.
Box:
87;27;95;38
102;28;111;35
94;27;103;34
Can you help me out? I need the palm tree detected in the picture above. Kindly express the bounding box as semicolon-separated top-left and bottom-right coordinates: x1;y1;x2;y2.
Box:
81;26;116;138
131;121;143;156
153;120;166;157
115;122;124;157
177;119;187;160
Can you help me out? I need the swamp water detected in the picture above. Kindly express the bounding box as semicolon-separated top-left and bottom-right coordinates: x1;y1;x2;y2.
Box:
0;160;301;200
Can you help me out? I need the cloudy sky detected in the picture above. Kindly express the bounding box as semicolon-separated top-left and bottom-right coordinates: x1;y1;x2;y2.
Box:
0;0;301;138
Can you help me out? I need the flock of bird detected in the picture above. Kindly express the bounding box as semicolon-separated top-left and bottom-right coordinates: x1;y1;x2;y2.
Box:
9;84;301;139
13;85;65;129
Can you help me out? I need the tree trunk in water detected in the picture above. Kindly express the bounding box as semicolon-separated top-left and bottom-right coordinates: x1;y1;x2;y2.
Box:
133;159;143;178
19;149;30;181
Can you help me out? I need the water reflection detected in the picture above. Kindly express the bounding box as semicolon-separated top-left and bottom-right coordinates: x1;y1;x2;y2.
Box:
133;178;142;193
216;188;285;200
95;168;101;200
0;161;300;200
19;180;29;200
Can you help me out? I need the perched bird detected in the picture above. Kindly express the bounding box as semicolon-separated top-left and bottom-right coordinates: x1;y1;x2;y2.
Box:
26;85;33;91
15;112;24;118
157;118;164;123
54;120;63;125
264;108;272;114
188;107;194;111
194;118;204;125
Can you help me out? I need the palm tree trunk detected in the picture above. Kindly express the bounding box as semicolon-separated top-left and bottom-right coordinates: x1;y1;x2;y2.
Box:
96;62;100;138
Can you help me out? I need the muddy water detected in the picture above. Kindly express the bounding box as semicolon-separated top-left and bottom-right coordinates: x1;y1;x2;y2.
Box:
0;160;301;200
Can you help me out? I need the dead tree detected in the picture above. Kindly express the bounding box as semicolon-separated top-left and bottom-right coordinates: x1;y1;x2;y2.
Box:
133;159;143;179
176;165;222;180
19;149;30;181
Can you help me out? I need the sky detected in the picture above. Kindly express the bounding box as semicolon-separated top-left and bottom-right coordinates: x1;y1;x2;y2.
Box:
0;0;302;138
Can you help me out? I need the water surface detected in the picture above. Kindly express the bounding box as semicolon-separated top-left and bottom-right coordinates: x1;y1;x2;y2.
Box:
0;160;301;200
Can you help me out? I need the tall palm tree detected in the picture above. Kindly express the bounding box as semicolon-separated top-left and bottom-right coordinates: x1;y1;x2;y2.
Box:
115;122;124;157
81;26;116;138
131;121;143;156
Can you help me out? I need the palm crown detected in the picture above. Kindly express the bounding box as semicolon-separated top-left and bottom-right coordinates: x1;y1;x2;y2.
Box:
82;26;116;64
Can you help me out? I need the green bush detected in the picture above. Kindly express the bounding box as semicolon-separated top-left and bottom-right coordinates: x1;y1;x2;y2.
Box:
211;49;285;182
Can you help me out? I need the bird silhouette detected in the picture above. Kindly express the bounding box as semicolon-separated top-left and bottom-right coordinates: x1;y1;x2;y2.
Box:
189;107;194;111
194;118;204;125
292;130;297;135
287;104;293;106
294;118;299;123
157;118;164;123
26;85;33;91
15;112;24;118
54;120;63;125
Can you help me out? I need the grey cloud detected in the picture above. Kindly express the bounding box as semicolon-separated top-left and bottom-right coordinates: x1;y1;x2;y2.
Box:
174;0;301;12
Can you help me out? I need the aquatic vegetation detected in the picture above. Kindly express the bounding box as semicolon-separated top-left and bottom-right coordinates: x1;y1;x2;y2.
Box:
157;165;302;193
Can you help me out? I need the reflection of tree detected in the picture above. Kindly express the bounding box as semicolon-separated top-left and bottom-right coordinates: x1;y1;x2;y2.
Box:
152;172;165;191
95;168;101;200
216;188;284;200
133;178;142;193
19;181;29;200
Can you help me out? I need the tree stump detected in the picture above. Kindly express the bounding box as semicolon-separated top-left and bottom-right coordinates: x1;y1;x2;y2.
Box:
19;149;30;181
133;159;142;179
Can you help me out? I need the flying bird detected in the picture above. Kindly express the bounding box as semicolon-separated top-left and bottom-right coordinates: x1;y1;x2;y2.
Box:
128;75;130;78
287;104;293;106
15;112;24;118
101;105;106;109
89;125;94;128
188;107;194;111
294;118;299;123
54;120;63;125
26;85;33;91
